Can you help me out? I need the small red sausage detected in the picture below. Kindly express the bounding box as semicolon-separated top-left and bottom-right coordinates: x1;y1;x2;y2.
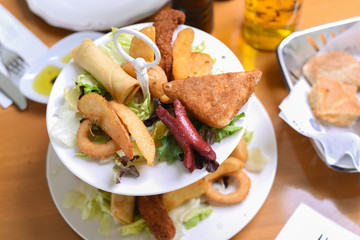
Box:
156;99;216;172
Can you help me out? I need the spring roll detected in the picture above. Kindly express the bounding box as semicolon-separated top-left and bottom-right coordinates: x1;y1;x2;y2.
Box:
72;38;140;103
111;194;135;225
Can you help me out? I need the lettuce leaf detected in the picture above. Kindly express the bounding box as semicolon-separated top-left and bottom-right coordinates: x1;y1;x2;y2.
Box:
183;206;213;229
100;27;133;66
126;94;154;121
157;134;183;163
118;218;147;236
63;182;112;236
243;129;254;144
199;112;245;143
74;72;111;100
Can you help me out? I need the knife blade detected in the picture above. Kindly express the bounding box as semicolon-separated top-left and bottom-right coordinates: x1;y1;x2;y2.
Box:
0;72;27;110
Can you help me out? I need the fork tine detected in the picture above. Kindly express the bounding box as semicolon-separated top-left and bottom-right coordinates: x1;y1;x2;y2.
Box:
0;42;28;77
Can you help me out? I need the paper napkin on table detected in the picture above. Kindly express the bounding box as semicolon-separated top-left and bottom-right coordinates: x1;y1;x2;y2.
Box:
0;4;48;108
276;203;360;240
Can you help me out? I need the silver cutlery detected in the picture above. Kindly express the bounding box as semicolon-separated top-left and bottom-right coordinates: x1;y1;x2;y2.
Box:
0;42;28;80
0;71;27;110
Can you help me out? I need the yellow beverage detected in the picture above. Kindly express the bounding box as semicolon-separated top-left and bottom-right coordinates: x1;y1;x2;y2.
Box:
242;0;303;51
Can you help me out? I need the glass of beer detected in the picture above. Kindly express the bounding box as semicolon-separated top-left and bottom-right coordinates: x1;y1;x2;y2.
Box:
242;0;303;51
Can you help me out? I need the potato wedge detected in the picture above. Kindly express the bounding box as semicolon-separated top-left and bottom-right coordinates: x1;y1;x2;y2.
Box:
129;26;156;62
230;136;248;163
121;62;171;103
77;93;133;159
172;28;194;80
110;102;155;166
189;52;213;77
162;179;208;211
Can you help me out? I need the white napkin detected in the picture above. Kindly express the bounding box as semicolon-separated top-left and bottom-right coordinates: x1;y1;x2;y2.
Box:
278;19;360;170
0;4;48;108
276;203;360;240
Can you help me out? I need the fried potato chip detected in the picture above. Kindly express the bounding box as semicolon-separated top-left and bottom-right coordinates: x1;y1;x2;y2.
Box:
77;93;133;158
110;102;155;166
189;52;213;77
129;26;156;62
162;179;208;211
111;194;135;225
172;28;194;80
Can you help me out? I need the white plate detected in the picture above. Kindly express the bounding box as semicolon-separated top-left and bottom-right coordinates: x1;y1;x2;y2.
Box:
26;0;168;31
47;95;277;240
19;31;103;104
46;23;248;196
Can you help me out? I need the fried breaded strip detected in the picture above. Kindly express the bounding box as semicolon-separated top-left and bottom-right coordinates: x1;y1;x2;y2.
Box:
137;195;175;240
163;70;262;128
153;9;185;80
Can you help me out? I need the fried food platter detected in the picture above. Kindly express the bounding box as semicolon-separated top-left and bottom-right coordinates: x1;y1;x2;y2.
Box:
46;23;250;196
47;95;277;240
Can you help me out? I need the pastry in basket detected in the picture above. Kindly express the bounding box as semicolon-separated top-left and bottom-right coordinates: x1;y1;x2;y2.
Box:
302;51;360;86
307;76;360;126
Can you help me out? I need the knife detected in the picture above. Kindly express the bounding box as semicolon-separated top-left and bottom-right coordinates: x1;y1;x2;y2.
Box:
0;72;27;110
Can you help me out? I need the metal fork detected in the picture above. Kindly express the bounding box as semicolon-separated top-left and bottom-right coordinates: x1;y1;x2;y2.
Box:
0;42;28;81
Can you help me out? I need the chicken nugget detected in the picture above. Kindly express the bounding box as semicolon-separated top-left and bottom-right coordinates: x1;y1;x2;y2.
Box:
153;9;185;80
137;195;176;240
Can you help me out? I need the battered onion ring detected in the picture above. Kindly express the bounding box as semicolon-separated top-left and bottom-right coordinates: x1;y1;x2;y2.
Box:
205;170;251;204
76;119;120;158
205;156;243;182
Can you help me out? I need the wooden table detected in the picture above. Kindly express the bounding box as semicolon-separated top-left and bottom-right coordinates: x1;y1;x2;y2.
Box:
0;1;359;239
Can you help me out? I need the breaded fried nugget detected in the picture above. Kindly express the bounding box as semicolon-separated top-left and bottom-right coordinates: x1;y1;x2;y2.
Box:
153;9;185;80
137;195;176;240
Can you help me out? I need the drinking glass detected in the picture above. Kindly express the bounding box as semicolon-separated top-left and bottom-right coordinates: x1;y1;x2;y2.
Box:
242;0;303;51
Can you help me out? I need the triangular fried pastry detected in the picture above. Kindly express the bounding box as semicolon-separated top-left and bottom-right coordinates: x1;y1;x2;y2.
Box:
163;70;262;128
308;76;360;126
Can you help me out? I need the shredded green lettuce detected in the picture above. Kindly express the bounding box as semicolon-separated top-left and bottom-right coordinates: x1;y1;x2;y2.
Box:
118;218;147;236
74;72;111;99
126;94;154;121
183;206;213;229
192;40;207;53
243;129;254;144
63;182;112;236
99;27;133;65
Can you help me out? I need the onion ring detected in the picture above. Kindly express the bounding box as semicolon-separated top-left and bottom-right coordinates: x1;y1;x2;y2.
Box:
205;170;251;204
76;119;120;158
205;156;244;182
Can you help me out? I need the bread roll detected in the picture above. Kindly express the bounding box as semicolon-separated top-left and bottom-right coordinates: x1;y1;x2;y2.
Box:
307;76;360;126
302;51;360;86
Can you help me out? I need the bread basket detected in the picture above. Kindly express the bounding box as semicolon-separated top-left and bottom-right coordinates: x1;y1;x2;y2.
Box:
276;16;360;172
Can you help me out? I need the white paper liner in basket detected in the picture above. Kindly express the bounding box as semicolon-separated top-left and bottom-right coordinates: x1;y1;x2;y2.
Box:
279;22;360;172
